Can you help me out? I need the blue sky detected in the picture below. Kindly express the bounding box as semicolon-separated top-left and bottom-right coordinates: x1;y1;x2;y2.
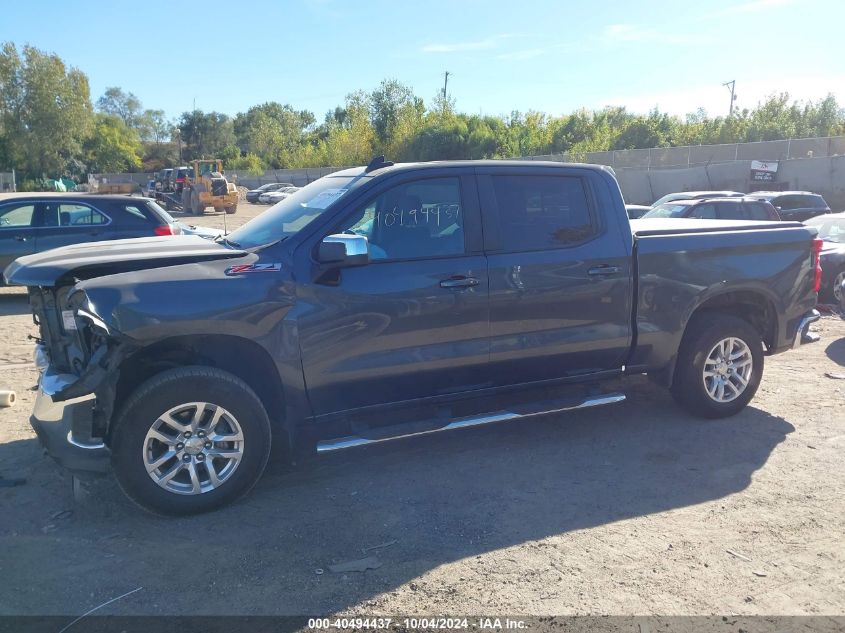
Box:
2;0;843;122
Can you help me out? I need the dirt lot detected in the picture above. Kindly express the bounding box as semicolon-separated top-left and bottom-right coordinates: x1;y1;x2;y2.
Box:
0;202;844;617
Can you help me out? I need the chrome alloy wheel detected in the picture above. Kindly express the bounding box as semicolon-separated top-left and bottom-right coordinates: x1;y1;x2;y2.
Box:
702;337;753;403
143;402;244;495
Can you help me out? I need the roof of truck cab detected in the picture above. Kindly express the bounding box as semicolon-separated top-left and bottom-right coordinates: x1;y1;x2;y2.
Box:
327;160;616;178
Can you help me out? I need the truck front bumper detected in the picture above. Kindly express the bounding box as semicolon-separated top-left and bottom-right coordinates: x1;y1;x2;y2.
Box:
30;369;111;475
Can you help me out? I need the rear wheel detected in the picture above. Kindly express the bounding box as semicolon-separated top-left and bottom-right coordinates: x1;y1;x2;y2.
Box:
671;313;763;418
225;204;237;214
111;366;271;515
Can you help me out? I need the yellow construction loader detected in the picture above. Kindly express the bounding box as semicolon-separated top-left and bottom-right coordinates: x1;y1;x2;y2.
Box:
180;159;239;214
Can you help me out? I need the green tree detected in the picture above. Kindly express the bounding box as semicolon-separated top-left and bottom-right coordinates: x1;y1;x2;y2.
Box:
96;86;142;127
178;110;236;159
0;42;94;177
84;113;143;172
233;102;315;167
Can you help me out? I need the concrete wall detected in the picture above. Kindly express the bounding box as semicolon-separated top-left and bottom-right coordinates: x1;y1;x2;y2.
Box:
615;155;845;209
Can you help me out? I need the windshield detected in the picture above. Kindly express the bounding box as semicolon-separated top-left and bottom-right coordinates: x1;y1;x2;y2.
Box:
227;176;362;248
642;203;689;219
805;216;845;243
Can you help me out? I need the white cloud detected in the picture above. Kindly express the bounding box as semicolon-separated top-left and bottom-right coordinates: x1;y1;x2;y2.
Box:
421;33;515;54
603;24;652;42
600;74;845;116
602;23;686;45
496;48;546;61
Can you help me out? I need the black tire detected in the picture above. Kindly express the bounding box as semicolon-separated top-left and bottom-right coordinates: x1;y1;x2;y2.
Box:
111;366;271;516
225;204;237;214
670;313;764;419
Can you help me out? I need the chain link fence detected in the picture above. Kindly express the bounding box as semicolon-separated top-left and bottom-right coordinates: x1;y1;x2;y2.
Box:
520;135;845;170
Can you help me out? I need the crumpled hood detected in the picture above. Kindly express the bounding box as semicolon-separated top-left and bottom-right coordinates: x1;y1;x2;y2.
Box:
3;235;246;287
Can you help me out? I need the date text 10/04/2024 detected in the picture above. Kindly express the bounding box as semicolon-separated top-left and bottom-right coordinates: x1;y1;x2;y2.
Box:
307;617;527;630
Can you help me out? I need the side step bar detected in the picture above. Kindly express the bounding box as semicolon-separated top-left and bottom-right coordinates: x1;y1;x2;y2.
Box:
316;393;625;453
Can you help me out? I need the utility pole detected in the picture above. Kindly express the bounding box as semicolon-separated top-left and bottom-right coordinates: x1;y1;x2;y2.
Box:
443;71;450;100
722;80;737;116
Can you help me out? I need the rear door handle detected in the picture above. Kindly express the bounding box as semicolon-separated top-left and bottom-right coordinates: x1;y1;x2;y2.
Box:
588;266;621;276
440;276;479;288
14;235;27;242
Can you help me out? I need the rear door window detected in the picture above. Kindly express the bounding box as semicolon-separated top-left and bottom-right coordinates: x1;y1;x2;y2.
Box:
0;203;36;228
43;203;110;227
489;175;595;251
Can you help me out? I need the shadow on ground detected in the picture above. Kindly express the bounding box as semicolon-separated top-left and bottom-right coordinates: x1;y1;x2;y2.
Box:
0;377;793;615
825;335;845;366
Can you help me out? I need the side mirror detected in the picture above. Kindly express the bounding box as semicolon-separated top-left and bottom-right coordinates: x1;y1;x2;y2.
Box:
318;234;370;267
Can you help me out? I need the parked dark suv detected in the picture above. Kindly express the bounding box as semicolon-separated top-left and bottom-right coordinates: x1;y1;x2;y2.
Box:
750;191;831;222
642;197;781;221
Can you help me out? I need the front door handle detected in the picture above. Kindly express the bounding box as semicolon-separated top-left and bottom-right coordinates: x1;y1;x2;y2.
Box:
14;235;27;242
587;265;621;276
440;276;479;288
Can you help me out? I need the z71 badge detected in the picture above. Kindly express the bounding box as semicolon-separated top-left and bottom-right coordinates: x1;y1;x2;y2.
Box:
225;263;283;275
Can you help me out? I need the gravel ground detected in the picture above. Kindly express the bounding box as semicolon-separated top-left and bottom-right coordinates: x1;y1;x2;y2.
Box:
0;202;843;617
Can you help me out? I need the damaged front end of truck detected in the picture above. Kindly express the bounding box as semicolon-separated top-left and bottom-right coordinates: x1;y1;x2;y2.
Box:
27;283;136;473
5;235;248;474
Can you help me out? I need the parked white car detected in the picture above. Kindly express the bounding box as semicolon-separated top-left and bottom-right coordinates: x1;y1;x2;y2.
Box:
260;186;300;204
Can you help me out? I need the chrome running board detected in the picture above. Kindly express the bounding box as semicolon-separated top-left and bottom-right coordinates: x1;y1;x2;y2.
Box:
316;393;626;453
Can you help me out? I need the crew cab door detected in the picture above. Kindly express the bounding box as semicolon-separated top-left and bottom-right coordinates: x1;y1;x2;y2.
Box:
477;166;633;385
295;171;490;417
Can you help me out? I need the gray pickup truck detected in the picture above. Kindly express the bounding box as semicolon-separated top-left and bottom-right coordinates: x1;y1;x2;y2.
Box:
4;159;822;515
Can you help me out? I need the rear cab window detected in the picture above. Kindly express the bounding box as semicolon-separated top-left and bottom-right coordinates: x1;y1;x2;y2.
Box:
488;174;596;251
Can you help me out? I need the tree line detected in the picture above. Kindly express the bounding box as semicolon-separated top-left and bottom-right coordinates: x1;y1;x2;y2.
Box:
2;41;844;186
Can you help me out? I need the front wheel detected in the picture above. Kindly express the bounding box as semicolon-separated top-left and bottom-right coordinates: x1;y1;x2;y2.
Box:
225;204;237;215
671;313;764;418
111;366;271;515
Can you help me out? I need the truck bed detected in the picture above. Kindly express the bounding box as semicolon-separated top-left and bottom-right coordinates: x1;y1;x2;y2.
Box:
628;217;818;373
